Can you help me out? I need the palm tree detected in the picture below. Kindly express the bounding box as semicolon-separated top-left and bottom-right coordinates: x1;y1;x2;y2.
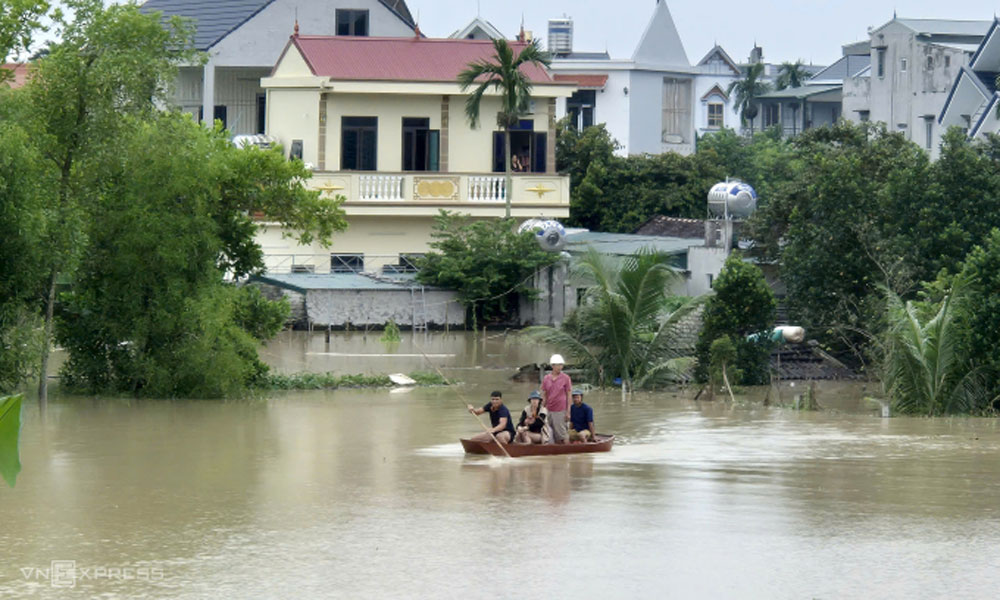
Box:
775;60;811;90
882;282;994;415
524;247;703;395
458;38;550;218
727;62;771;135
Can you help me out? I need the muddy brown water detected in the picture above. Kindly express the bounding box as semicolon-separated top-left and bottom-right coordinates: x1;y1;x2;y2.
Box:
2;331;999;598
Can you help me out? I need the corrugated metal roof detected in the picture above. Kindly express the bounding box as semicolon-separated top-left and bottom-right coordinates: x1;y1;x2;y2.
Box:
894;18;992;37
252;272;424;292
292;36;555;83
634;216;705;239
809;54;871;82
757;84;841;100
139;0;415;51
565;231;692;258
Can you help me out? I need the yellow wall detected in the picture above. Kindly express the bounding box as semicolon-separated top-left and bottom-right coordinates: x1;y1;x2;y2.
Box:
272;46;313;77
257;215;446;272
446;95;549;173
267;88;320;162
324;94;442;172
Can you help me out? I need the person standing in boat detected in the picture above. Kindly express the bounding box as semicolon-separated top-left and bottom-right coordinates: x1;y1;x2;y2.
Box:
467;391;516;444
541;354;572;444
514;390;549;444
568;389;595;443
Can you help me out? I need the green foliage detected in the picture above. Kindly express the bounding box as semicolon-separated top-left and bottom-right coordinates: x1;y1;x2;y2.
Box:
415;211;558;324
261;371;451;390
380;320;401;343
557;122;725;232
708;335;741;388
696;253;775;384
0;0;48;63
956;229;1000;398
883;281;992;415
727;62;771;131
0;394;22;487
525;247;702;389
775;61;811;90
55;114;336;398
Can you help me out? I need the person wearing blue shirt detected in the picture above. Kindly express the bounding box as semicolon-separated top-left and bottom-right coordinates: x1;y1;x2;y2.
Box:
467;390;516;444
568;389;595;443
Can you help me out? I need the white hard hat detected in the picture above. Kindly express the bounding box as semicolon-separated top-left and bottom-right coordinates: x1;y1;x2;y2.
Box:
550;354;565;365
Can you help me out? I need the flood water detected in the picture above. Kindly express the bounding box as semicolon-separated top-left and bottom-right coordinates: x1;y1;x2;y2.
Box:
3;331;1000;598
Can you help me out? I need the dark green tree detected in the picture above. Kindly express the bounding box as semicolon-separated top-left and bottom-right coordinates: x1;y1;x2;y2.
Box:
727;62;771;135
415;211;557;326
56;114;339;397
775;60;811;90
695;253;776;384
458;38;550;218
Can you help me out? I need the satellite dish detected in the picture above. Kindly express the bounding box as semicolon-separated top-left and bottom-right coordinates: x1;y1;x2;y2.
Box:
518;219;567;252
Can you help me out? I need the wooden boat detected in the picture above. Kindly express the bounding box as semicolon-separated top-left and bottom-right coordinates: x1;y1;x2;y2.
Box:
460;434;614;457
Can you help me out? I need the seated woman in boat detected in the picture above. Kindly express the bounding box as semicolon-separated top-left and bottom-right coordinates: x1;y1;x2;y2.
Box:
568;389;596;443
467;391;516;444
514;390;549;444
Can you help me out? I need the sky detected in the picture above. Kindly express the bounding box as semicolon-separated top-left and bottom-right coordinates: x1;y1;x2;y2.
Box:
406;0;998;66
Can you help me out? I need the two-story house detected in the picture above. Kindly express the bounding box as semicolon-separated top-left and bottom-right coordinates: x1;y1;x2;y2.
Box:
842;16;991;157
257;33;574;274
139;0;416;136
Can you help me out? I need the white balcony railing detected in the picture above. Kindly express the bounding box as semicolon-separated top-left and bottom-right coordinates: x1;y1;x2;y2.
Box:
468;176;506;202
359;175;404;200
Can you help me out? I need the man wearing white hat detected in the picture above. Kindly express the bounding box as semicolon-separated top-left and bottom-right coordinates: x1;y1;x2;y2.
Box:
541;354;572;444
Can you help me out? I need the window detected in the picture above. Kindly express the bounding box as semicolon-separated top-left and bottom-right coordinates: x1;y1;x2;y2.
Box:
900;58;907;72
707;102;724;128
707;274;714;289
401;118;440;171
566;90;596;131
492;121;546;173
762;104;780;128
331;254;364;273
945;56;951;68
662;78;692;143
925;118;933;149
383;254;422;274
198;105;228;128
877;48;886;77
336;9;368;36
341;116;377;170
256;94;266;134
858;110;870;122
926;56;934;70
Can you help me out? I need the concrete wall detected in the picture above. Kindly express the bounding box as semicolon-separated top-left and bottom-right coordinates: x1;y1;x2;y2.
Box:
267;88;321;162
686;245;730;297
519;261;576;326
211;0;414;66
858;22;971;157
305;288;464;328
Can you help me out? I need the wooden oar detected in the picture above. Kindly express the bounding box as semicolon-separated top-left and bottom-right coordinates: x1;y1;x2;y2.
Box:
413;339;513;459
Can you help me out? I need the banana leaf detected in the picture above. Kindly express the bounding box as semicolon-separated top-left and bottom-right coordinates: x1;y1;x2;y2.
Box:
0;394;22;488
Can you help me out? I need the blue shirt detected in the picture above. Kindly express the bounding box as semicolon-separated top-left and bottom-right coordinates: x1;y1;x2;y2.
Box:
482;403;516;439
569;402;594;432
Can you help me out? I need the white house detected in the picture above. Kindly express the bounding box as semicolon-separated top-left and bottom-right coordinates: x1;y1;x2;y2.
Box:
139;0;416;136
938;18;1000;141
842;16;991;157
549;1;744;155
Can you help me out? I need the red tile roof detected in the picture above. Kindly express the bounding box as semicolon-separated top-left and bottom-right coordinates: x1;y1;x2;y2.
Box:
1;63;30;89
553;73;608;89
287;36;556;84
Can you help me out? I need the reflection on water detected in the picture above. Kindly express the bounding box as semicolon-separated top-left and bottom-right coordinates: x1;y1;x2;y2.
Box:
3;332;1000;598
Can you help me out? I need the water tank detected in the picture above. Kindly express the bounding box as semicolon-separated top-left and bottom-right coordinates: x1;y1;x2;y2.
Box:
518;219;567;252
707;180;757;218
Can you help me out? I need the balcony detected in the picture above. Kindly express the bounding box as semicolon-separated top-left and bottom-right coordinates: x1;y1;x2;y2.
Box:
308;171;570;218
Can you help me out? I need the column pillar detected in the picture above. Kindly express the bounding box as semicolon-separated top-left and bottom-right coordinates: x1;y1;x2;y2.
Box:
440;95;450;172
546;98;557;174
201;57;215;125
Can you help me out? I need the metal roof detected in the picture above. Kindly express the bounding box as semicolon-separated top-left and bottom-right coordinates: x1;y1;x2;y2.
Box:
288;36;556;83
893;18;992;38
252;272;424;292
757;84;842;100
809;54;870;82
139;0;415;51
565;231;693;257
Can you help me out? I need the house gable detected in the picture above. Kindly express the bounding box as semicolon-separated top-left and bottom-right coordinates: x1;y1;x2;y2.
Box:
271;41;315;77
696;46;739;75
700;84;728;101
631;1;689;68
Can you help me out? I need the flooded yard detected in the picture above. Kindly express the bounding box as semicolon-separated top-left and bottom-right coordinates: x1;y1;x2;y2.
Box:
2;331;999;598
